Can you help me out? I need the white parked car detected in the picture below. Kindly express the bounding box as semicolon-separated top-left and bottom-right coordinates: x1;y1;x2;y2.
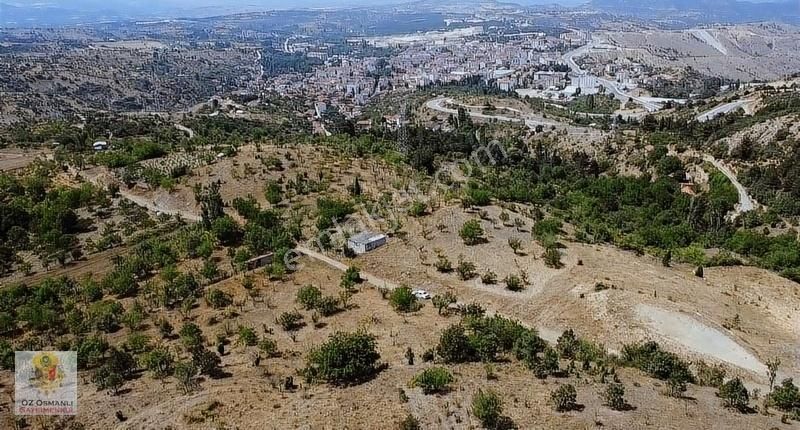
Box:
412;289;431;300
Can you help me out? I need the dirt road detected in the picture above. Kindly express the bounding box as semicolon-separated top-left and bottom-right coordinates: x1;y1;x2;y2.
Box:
705;156;757;214
295;246;401;290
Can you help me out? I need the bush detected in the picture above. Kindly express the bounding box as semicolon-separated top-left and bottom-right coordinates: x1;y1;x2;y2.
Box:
481;270;498;284
459;219;485;245
543;245;563;269
437;324;474;363
504;274;524;292
603;383;627;411
434;255;453;272
533;217;562;242
621;341;694;385
303;331;382;386
398;414;420;430
551;384;578;412
88;300;124;332
389;286;421;313
205;289;232;309
718;377;750;412
258;337;279;357
179;323;204;349
410;367;454;394
237;326;258;346
556;329;579;360
472;389;503;429
297;285;322;310
456;256;477;280
770;379;800;412
432;291;457;315
407;201;427;217
696;360;726;388
277;310;304;331
315;296;340;317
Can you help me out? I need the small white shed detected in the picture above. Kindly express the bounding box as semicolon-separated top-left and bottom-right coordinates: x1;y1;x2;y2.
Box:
347;232;387;255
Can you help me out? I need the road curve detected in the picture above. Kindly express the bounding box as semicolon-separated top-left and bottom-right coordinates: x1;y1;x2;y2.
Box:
705;156;756;214
696;99;753;122
425;97;560;128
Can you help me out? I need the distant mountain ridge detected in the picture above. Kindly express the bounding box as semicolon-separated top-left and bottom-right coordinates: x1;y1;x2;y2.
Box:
589;0;800;24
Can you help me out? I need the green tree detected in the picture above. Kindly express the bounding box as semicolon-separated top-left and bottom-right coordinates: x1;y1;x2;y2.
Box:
456;256;477;280
205;289;232;309
603;383;627;411
389;286;421;313
437;324;474;363
718;377;750;412
432;291;457;315
459;219;485;245
174;360;199;394
551;384;578;412
277;310;304;331
141;347;174;379
297;284;323;310
303;331;382;386
179;323;204;350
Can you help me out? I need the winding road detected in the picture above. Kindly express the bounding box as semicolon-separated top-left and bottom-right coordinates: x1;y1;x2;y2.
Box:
426;97;564;130
696;99;754;122
704;156;757;213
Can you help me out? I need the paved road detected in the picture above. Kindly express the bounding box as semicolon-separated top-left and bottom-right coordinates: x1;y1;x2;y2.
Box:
696;99;753;122
705;156;756;214
174;123;195;139
563;43;661;112
425;97;562;128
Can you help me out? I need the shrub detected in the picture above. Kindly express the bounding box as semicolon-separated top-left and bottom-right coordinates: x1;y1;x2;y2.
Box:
88;300;124;332
543;245;563;269
472;389;502;429
770;379;800;412
407;201;427;217
389;286;421;313
410;367;454;394
459;219;485;245
481;270;498;284
179;323;204;349
603;383;627;411
191;346;221;376
315;296;340;317
718;377;750;412
551;384;578;412
434;254;452;272
533;217;562;243
205;289;232;309
398;414;420;430
258;337;279;357
303;331;382;386
436;324;474;363
432;291;457;315
556;329;579;360
141;347;174;379
277;310;304;331
504;274;523;292
297;285;322;310
237;326;258;347
621;341;694;385
456;256;477;280
696;360;727;388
